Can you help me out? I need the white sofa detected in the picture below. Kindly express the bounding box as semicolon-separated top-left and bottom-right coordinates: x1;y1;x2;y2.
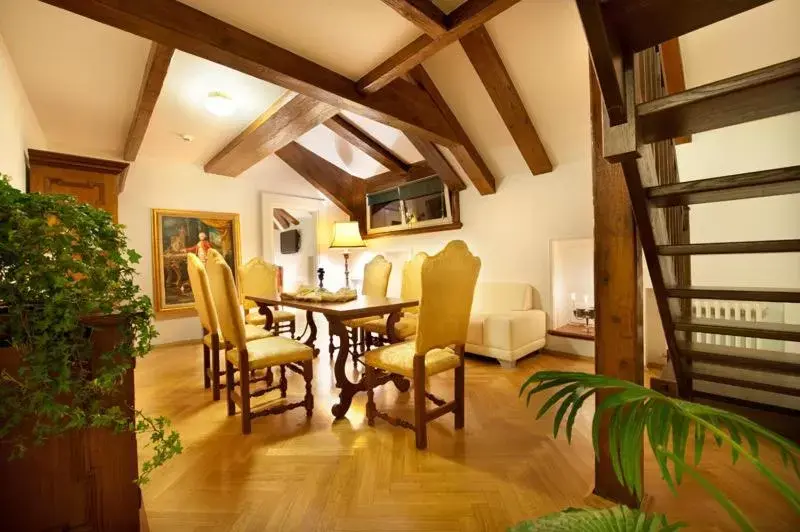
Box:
466;282;546;368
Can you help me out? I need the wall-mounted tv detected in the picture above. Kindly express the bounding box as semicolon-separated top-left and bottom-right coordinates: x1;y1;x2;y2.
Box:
280;229;301;254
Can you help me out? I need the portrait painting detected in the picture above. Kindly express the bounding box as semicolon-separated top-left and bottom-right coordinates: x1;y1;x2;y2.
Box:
151;209;241;317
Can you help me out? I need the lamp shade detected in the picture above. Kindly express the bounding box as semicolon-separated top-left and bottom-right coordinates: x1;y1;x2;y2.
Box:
329;221;366;249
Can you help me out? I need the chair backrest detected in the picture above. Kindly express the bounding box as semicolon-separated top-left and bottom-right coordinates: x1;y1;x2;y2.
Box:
415;241;481;354
239;257;280;311
205;249;247;350
362;255;392;297
401;252;428;315
186;253;220;334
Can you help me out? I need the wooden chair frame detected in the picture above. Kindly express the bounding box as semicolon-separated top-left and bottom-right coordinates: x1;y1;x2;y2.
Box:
202;327;273;401
365;345;465;449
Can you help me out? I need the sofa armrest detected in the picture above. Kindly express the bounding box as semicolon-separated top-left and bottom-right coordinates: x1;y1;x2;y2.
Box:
482;310;546;351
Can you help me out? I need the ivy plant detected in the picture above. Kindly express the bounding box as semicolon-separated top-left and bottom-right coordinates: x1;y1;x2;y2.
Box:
0;175;181;484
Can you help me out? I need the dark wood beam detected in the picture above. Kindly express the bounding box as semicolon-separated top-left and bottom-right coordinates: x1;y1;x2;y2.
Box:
591;65;643;506
324;114;409;174
659;39;690;144
275;208;300;226
358;0;521;93
205;91;337;177
365;161;435;193
460;26;552;175
408;66;496;195
379;0;447;37
274;212;289;230
275;142;357;217
40;0;459;146
406;135;466;191
273;221;280;231
123;43;173;164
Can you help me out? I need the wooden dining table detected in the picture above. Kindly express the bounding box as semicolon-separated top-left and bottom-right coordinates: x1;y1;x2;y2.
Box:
246;294;418;419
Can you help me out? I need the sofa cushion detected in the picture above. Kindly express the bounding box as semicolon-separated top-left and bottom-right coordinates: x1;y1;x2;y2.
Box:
472;283;533;314
483;310;546;351
467;314;486;345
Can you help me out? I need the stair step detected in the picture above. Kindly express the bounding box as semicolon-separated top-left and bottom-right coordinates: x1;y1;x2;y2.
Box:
646;165;800;207
603;0;772;53
665;286;800;303
691;372;800;397
680;342;800;375
658;239;800;255
638;57;800;144
674;317;800;342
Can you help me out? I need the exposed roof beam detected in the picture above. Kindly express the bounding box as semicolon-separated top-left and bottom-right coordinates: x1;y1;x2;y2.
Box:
205;91;337;177
123;42;173;163
406;135;465;192
324;114;409;174
460;26;552;175
358;0;521;93
273;221;280;231
659;39;691;145
408;65;496;194
40;0;459;146
275;142;358;217
379;0;448;37
274;213;289;230
275;208;300;226
366;161;435;193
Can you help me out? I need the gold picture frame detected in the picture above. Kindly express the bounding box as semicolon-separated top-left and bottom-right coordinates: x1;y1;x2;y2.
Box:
151;208;241;319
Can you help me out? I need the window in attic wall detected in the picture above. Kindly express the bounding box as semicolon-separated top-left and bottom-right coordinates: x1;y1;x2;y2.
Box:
366;175;452;235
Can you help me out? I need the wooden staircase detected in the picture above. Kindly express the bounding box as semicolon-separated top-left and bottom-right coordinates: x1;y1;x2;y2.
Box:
578;0;800;425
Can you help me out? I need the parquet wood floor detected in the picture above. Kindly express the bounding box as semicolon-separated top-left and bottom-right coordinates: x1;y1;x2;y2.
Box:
137;339;799;531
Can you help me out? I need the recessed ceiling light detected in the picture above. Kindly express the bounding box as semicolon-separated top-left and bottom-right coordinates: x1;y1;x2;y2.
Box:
204;91;236;117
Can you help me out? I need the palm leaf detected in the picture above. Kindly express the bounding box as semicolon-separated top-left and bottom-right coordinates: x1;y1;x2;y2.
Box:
520;371;800;530
509;505;685;531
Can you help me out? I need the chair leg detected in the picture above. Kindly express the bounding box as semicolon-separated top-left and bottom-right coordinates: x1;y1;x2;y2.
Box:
413;357;427;450
303;359;314;418
365;332;372;351
455;364;465;430
365;364;376;427
225;360;235;416
240;360;252;435
290;320;296;339
211;334;221;401
202;342;211;389
279;365;287;398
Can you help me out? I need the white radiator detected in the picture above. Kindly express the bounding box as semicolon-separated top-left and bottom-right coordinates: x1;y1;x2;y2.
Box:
691;300;784;350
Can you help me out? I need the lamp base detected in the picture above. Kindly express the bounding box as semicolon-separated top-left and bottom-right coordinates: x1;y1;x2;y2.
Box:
343;252;350;289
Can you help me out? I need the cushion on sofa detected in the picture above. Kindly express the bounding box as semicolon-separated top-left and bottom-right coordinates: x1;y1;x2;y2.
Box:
472;282;533;314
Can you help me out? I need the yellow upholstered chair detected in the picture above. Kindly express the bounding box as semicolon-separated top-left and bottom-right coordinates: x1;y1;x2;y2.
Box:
362;252;428;345
186;253;272;401
364;241;480;449
205;249;314;434
239;257;296;337
331;255;392;363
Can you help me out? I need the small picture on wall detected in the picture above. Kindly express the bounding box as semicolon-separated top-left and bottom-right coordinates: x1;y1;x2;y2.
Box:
151;208;241;318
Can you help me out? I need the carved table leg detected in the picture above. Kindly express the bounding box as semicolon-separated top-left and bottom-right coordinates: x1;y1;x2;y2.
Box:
304;310;319;357
256;302;275;331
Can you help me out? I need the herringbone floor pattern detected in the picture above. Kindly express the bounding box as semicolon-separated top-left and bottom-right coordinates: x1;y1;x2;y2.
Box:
137;340;799;531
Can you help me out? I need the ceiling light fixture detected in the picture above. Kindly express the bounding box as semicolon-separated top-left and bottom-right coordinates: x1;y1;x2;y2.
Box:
204;91;236;117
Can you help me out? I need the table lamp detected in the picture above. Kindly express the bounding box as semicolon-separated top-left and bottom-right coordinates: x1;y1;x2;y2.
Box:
329;221;366;288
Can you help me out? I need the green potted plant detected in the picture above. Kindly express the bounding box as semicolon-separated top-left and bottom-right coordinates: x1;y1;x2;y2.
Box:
0;175;181;508
512;371;800;531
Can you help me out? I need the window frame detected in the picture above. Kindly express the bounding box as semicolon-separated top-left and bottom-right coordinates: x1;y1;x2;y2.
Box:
365;177;453;236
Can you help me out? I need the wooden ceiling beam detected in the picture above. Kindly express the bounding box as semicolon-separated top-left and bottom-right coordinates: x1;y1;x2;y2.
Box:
659;39;691;145
275;208;300;226
275;142;358;218
365;161;435;193
274;213;289;230
358;0;521;93
205;91;337;176
406;135;465;192
460;26;552;175
123;42;173;163
40;0;459;146
380;0;448;37
408;65;496;194
324;114;409;174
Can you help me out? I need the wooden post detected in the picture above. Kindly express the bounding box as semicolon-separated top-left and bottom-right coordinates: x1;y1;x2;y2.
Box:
591;65;644;507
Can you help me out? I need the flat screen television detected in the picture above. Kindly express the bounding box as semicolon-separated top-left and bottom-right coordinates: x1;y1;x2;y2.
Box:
280;229;301;254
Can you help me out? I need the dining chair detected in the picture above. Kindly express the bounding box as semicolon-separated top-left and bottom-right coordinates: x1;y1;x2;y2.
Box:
239;257;296;337
362;252;428;347
331;254;392;364
363;241;480;449
204;249;314;434
186;253;272;401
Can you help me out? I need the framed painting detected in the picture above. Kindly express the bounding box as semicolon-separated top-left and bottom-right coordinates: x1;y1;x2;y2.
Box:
151;209;241;318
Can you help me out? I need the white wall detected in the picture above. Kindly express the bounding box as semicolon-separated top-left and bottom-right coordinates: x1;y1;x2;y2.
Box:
274;213;317;291
0;32;45;189
119;156;322;344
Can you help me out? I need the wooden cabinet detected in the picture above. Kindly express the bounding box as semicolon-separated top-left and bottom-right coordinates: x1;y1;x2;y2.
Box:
28;150;129;222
